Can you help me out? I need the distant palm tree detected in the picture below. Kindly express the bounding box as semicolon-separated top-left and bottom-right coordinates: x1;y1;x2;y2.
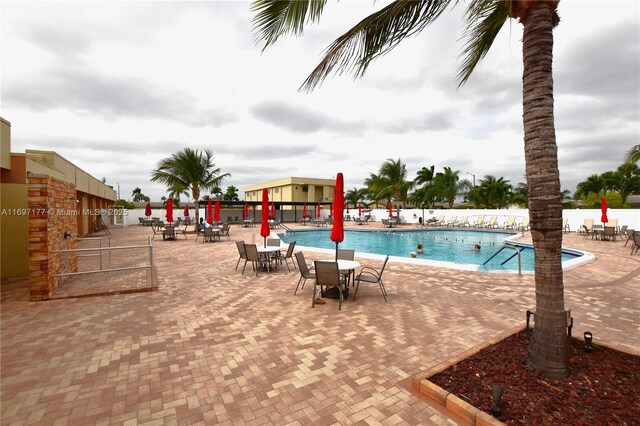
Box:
150;148;230;223
345;187;368;207
366;158;413;214
223;185;240;201
626;144;640;164
432;167;461;208
253;0;567;377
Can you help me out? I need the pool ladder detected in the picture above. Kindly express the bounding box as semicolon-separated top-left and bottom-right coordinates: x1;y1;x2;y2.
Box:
482;245;524;275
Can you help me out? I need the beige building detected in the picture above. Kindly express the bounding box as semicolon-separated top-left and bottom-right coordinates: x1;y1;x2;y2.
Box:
1;117;117;281
244;177;336;209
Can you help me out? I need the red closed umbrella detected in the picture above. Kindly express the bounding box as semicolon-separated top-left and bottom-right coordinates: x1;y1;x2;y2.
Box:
243;202;249;218
388;200;393;218
302;203;307;217
346;203;349;214
183;204;189;217
260;188;270;246
330;203;333;216
317;203;321;218
207;199;213;225
214;200;221;222
601;197;608;224
330;173;345;260
270;202;275;218
145;202;152;217
165;198;174;223
358;203;362;217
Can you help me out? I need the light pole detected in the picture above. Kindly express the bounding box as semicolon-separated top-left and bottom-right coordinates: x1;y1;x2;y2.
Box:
116;183;121;199
466;172;476;187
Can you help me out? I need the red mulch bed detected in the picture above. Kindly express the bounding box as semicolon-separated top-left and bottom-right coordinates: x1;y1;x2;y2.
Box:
429;330;640;425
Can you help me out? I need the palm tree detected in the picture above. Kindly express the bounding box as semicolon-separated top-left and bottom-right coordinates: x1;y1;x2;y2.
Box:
414;166;438;208
432;167;461;208
150;148;230;223
365;159;413;215
345;187;368;207
626;144;640;164
253;0;567;377
223;185;240;201
574;174;605;200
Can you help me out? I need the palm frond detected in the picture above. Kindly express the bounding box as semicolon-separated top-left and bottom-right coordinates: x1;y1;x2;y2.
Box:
300;0;452;92
252;0;328;50
457;0;509;87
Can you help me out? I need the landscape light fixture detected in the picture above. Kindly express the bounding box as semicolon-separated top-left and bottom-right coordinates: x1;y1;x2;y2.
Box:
584;331;593;352
490;386;504;418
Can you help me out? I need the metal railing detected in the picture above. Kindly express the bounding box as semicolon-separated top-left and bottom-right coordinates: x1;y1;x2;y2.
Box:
482;244;522;275
50;237;153;278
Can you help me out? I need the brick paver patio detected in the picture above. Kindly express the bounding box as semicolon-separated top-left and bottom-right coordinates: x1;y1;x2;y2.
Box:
2;223;639;425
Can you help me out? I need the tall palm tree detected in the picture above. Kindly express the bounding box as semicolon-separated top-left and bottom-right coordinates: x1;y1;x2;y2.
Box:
150;148;230;223
253;0;567;377
432;167;461;208
626;144;640;164
366;158;414;214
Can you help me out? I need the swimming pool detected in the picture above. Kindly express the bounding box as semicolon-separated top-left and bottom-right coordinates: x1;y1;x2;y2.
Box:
278;229;586;272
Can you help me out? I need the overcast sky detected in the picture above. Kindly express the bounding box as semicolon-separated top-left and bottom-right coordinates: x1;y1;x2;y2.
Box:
2;0;639;202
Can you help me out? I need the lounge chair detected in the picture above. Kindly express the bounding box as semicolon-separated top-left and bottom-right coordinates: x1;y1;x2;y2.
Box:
457;216;469;227
502;216;516;229
293;251;315;294
445;215;458;227
353;255;389;302
483;216;498;228
472;216;485;228
562;218;570;233
516;217;530;232
606;218;618;232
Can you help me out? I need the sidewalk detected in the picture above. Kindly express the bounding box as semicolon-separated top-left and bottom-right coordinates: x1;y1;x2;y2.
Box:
1;225;638;425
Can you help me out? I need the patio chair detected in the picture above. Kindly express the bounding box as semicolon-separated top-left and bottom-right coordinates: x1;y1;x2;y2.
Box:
353;255;389;302
220;223;231;240
313;261;347;310
622;228;634;246
202;227;218;243
194;223;205;242
242;243;270;277
162;225;176;241
578;224;593;239
337;249;355;261
235;240;246;270
273;241;296;272
294;251;315;294
602;226;616;241
617;225;627;241
578;218;594;235
630;231;640;255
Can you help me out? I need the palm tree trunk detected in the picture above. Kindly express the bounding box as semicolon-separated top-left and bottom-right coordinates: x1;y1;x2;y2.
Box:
521;2;567;378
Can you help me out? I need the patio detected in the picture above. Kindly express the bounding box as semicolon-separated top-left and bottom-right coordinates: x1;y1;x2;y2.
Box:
1;224;639;425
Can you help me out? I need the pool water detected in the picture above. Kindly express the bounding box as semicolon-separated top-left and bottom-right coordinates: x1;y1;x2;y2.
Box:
278;229;581;272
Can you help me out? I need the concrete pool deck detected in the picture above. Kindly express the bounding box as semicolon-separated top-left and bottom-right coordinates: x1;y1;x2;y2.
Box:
2;223;639;425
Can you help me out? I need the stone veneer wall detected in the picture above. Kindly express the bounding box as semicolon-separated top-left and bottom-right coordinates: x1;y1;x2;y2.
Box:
28;174;78;301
